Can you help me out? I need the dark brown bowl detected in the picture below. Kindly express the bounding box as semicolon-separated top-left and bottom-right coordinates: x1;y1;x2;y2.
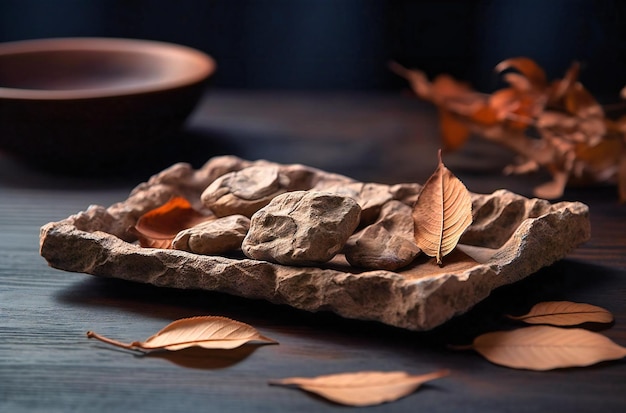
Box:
0;37;216;174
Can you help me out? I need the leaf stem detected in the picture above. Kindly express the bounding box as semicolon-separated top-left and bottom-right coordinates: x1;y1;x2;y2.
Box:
86;330;136;350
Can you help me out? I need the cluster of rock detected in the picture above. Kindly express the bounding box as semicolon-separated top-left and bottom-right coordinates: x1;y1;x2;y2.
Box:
40;155;592;331
128;157;427;270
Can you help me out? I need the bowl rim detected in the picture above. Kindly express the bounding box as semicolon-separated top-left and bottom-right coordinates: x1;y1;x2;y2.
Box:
0;37;216;100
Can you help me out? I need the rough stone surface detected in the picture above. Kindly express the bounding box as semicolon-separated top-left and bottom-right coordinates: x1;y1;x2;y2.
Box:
172;214;250;255
39;156;591;331
200;165;290;218
343;201;420;270
242;191;361;265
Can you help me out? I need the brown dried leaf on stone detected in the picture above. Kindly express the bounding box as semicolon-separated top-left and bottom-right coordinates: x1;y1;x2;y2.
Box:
86;316;277;352
413;150;472;265
507;301;614;326
269;369;449;407
465;326;626;370
133;196;213;248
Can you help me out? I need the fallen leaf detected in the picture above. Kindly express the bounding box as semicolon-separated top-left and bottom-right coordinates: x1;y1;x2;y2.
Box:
469;326;626;370
87;316;277;352
269;370;449;407
134;196;213;248
507;301;614;326
412;150;473;265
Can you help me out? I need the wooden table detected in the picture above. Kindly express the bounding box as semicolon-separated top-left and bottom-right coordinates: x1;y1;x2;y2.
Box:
2;91;625;412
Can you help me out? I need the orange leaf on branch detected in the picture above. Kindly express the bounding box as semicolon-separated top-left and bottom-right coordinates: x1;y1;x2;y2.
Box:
392;58;626;202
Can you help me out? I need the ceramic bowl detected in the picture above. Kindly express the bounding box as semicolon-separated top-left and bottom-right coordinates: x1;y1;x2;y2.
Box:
0;37;216;174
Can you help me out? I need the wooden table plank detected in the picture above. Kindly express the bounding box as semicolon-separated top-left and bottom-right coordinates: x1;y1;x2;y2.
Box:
1;92;625;412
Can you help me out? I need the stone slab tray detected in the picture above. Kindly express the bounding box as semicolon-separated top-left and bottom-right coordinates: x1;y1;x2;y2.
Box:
39;156;591;331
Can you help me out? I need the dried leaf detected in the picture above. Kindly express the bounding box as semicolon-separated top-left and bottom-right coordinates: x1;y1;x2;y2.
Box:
388;62;432;100
430;74;473;105
548;61;580;103
564;82;604;119
495;57;547;90
395;56;626;201
134;196;213;248
269;370;449;407
470;326;626;370
413;150;472;265
507;301;614;326
87;316;277;352
438;109;470;150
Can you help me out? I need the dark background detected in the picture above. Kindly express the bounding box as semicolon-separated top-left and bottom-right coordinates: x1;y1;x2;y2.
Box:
1;0;625;101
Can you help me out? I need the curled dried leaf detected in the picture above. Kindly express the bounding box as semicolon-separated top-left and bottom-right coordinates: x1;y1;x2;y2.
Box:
507;301;614;326
564;82;604;119
87;316;277;352
413;150;472;265
269;370;449;407
469;326;626;370
548;61;580;103
495;57;547;90
388;62;432;100
394;55;626;201
134;196;213;248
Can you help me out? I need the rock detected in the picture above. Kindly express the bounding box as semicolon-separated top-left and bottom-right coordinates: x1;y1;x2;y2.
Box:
315;182;394;226
462;190;554;249
39;156;592;331
279;163;356;191
172;215;250;255
106;156;253;241
201;165;291;218
389;183;422;206
242;191;361;265
344;201;420;270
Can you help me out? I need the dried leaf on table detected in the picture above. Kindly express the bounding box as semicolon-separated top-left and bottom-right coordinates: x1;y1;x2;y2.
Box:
87;316;278;352
466;326;626;370
506;301;614;326
269;370;449;407
412;150;472;265
133;196;213;248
